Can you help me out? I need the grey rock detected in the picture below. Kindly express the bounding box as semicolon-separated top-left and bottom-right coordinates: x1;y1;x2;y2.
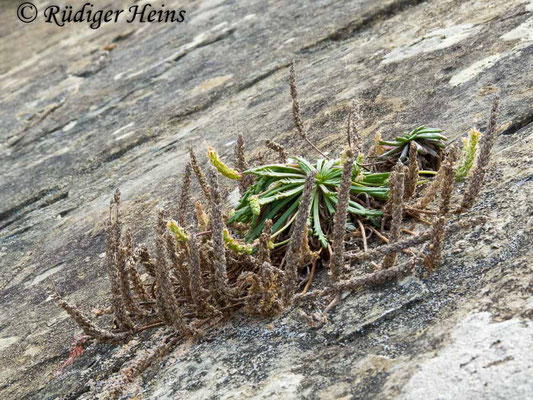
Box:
0;0;532;398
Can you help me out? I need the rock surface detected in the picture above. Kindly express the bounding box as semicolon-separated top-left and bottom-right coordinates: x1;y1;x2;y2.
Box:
0;0;532;399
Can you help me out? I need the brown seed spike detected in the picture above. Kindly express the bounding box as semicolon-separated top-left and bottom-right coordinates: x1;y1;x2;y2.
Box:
423;148;459;270
329;148;355;281
177;163;192;227
415;163;445;210
105;194;134;331
438;146;459;217
289;62;305;140
187;232;210;310
258;219;273;265
348;100;364;154
283;170;316;302
234;134;249;171
293;258;415;304
300;223;319;266
51;288;129;343
265;139;288;163
207;168;231;301
346;216;486;264
348;231;432;263
130;247;152;303
121;335;178;384
189;147;212;202
382;161;405;269
134;244;156;278
113;187;121;205
235;134;253;194
155;209;191;335
166;232;191;300
423;216;446;271
288;63;328;159
195;201;209;232
404;142;419;200
119;230;144;318
458;96;500;212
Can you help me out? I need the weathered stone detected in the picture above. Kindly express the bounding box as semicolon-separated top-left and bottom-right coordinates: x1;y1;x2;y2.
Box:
0;0;532;398
399;312;533;400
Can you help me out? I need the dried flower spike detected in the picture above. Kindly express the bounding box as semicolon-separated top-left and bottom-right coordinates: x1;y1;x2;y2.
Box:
265;139;288;163
348;100;364;154
177;163;192;227
458;96;500;212
155;210;191;334
257;219;273;265
208;168;231;300
438;147;459;217
189;147;211;202
289;62;328;159
329;148;355;281
415;164;445;210
51;289;129;343
283;171;316;302
119;230;144;318
423;216;446;270
105;191;134;331
195;201;209;231
235;134;253;193
404;142;419;200
382;162;405;269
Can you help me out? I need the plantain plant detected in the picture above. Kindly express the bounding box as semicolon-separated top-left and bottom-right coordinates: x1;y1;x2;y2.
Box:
217;154;388;248
209;125;449;248
378;126;447;167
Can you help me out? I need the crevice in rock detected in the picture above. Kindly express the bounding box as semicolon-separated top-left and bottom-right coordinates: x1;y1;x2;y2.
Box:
336;292;425;343
167;62;288;126
101;135;153;164
22;125;63;148
299;0;430;54
500;111;533;135
0;189;54;222
58;207;78;218
237;62;291;93
7;100;66;148
127;28;236;84
2;225;33;241
168;92;224;124
179;27;237;59
172;28;236;64
39;190;69;209
0;187;69;231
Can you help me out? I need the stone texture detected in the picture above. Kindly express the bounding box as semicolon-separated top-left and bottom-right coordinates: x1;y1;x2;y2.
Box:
400;312;533;400
0;0;532;399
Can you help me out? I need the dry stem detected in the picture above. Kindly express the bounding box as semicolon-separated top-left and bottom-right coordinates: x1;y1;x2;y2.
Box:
283;171;317;302
189;147;211;202
208;168;231;301
329;148;355;281
265;139;288;163
458;96;500;212
289;63;328;159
